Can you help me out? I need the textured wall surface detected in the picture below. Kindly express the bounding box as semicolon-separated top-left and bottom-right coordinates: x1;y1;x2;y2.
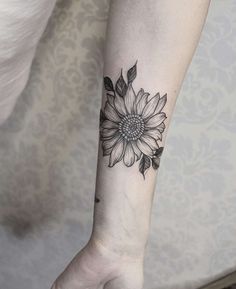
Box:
0;1;236;289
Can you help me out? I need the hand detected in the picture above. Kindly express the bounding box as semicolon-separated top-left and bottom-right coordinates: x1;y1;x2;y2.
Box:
51;237;144;289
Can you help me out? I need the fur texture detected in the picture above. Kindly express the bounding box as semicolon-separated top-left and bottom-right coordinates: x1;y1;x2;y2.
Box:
0;0;56;124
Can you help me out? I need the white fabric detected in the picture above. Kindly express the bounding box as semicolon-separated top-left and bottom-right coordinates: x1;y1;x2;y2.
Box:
0;0;56;124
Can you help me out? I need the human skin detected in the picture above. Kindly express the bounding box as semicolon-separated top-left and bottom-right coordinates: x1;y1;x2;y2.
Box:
52;1;211;288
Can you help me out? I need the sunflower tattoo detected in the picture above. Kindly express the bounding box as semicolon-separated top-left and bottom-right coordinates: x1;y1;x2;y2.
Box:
100;62;167;178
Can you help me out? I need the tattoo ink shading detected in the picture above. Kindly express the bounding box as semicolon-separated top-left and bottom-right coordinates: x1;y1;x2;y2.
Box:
100;62;167;178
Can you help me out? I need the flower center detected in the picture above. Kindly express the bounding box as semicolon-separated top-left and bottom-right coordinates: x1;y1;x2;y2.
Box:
119;114;144;141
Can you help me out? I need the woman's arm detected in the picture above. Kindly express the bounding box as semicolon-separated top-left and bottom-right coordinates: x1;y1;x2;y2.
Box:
92;0;211;257
53;1;211;288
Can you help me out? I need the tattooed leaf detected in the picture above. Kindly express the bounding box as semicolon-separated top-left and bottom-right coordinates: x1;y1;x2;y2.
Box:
152;157;160;170
115;71;128;97
127;62;137;84
154;147;164;158
107;93;115;107
104;77;114;91
139;155;151;178
152;147;164;170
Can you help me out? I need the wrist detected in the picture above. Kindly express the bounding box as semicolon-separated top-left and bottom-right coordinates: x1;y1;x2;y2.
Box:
92;180;154;259
91;222;149;259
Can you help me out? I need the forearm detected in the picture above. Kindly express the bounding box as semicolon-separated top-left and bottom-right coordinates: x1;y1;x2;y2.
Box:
91;0;211;258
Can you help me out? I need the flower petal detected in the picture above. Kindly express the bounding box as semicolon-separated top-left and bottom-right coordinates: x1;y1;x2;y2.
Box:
101;128;119;139
123;142;135;167
130;140;142;160
145;112;167;128
158;122;166;133
140;134;159;150
136;92;149;115
102;132;120;151
144;128;162;141
109;137;126;167
136;138;153;156
124;84;136;114
154;93;167;115
114;94;127;116
104;102;121;123
101;120;119;130
134;89;144;107
103;146;113;156
141;93;160;120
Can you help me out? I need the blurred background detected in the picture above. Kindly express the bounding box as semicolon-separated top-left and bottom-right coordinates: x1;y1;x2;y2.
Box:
0;0;235;288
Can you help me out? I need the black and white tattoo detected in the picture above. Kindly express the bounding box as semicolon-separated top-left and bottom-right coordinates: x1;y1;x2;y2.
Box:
100;62;167;178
